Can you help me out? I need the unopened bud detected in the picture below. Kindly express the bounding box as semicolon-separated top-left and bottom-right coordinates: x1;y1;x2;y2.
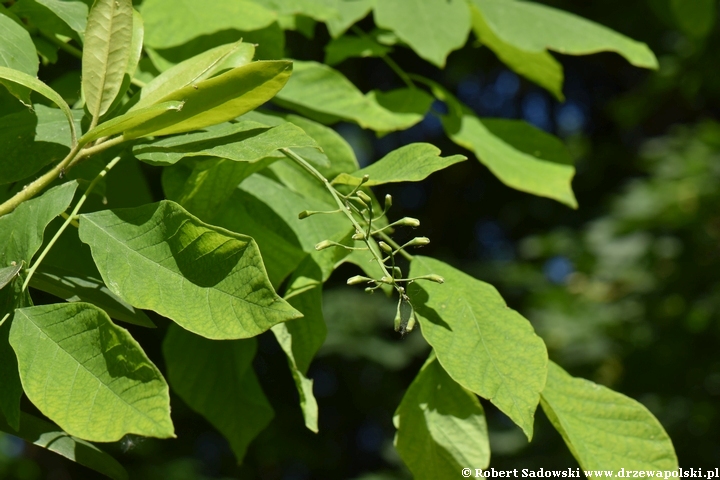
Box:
396;217;420;228
347;275;372;285
406;236;430;247
378;241;393;253
392;266;402;279
315;240;334;250
418;274;444;284
298;210;311;219
352;231;366;240
356;191;372;203
360;174;370;184
384;194;392;210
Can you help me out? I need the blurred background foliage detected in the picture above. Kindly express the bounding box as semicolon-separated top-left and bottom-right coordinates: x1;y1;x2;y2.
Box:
1;0;719;478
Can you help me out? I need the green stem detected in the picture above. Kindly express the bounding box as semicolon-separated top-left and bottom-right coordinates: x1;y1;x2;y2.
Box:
22;156;122;292
0;135;126;218
131;77;147;88
378;231;414;262
350;26;415;89
41;32;82;59
279;148;395;282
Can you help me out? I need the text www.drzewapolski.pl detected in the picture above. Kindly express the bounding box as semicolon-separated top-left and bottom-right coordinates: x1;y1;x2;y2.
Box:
461;468;720;479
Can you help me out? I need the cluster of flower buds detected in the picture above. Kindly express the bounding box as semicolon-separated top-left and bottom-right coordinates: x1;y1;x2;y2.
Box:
296;172;444;336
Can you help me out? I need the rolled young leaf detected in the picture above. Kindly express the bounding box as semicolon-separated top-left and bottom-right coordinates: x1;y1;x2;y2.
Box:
407;256;548;439
394;354;490;479
10;303;175;442
78;200;302;339
541;362;678;472
82;0;134;122
126;60;293;137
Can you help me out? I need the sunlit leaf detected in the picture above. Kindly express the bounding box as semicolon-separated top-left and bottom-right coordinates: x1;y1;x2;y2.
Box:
541;362;678;471
10;303;174;442
126;60;292;137
79;200;302;339
141;0;276;49
31;0;88;36
394;354;489;479
408;256;548;439
82;0;134;121
472;0;658;69
163;324;273;463
333;143;466;186
253;0;338;21
470;4;564;100
373;0;471;67
325;0;373;38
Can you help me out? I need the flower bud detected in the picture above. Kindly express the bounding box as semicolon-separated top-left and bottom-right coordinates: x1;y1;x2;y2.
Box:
384;194;392;210
396;217;420;228
347;275;372;285
378;241;393;254
405;236;430;247
315;240;334;250
356;191;372;204
360;174;370;184
392;266;402;279
418;274;444;284
352;231;366;240
298;210;311;219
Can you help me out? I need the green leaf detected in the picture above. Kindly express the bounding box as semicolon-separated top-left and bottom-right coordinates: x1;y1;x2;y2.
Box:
103;9;145;117
0;182;77;430
472;0;658;69
326;0;373;38
0;263;23;291
0;67;77;145
540;362;678;471
133;41;255;111
435;86;577;207
126;60;293;137
470;4;564;101
252;0;338;21
163;324;273;463
10;303;174;442
324;34;392;65
0;412;128;480
394;355;489;479
30;0;88;36
670;0;716;39
133;121;320;165
78;200;302;339
333;143;466;186
80;101;184;144
0;13;39;104
29;264;156;328
141;0;276;49
0;107;72;185
82;0;134;122
162;157;277;223
373;0;471;67
407;256;548;439
274;61;430;131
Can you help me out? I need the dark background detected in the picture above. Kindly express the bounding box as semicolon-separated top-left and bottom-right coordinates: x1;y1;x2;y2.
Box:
1;0;719;478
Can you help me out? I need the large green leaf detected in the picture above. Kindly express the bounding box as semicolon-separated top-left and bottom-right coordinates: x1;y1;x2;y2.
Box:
102;8;145;117
126;60;293;137
31;0;88;36
373;0;471;67
0;182;77;430
407;256;548;439
333;143;466;186
541;362;678;471
10;303;174;442
252;0;338;21
274;61;431;132
470;4;564;101
81;101;184;144
436;86;577;208
0;412;128;480
472;0;658;69
394;355;489;479
132;41;256;111
29;264;155;328
133;121;320;165
0;67;77;145
0;13;38;104
0;107;75;185
325;0;373;38
162;157;277;222
324;34;392;66
141;0;276;49
163;324;273;463
82;0;134;121
78;200;302;339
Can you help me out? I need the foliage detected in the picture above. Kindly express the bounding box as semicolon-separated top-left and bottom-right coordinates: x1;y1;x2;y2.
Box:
0;0;682;477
